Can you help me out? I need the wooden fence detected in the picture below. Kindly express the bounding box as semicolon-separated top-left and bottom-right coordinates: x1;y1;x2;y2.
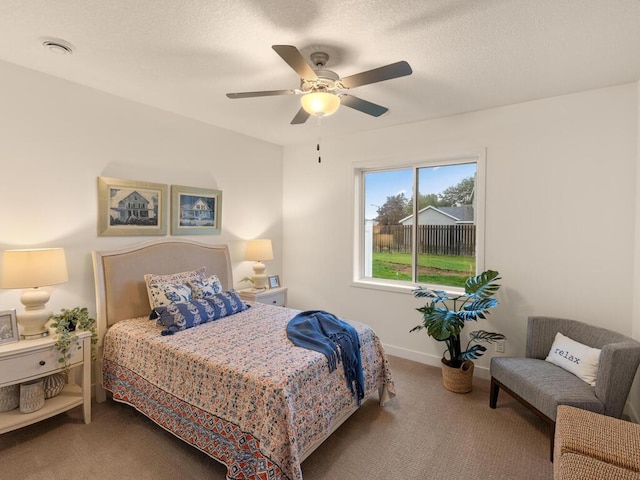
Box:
373;224;476;256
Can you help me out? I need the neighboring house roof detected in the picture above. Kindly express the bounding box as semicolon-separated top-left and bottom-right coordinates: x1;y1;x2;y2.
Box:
437;206;474;222
399;205;475;225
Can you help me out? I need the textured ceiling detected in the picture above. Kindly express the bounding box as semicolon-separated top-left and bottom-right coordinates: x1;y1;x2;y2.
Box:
1;1;639;146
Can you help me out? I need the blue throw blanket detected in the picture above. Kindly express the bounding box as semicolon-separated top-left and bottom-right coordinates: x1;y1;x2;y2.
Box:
286;310;364;405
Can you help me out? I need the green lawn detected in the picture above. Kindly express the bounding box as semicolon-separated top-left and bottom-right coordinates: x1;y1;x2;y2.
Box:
372;252;475;288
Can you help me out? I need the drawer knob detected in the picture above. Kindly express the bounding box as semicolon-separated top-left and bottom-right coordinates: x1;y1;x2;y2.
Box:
39;360;46;366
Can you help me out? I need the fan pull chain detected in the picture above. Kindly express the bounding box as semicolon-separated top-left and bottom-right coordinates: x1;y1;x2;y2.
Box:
316;117;323;163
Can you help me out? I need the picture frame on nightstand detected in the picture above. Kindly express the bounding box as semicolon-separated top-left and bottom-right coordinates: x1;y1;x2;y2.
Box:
268;275;280;289
0;309;18;345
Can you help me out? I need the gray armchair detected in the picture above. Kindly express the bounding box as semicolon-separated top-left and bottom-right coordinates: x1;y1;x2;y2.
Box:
490;316;640;461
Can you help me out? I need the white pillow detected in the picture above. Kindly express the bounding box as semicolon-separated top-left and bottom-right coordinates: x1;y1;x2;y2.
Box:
545;332;601;386
144;267;206;309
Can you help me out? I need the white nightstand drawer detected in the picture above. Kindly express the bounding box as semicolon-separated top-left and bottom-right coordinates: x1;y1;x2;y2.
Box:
0;343;83;385
238;287;287;307
260;291;285;306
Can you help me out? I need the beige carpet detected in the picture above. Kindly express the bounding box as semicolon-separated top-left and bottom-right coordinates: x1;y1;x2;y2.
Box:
0;356;553;480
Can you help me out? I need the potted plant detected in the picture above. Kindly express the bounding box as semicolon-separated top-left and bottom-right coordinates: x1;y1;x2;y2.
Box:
49;307;97;372
410;269;504;393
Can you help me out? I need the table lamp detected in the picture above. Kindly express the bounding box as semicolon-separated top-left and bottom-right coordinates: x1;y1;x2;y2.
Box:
0;248;69;339
244;239;273;290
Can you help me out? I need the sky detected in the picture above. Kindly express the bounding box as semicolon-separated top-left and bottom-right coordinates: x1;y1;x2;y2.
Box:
364;162;476;220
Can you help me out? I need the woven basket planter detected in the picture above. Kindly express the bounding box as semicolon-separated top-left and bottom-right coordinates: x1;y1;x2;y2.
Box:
20;379;45;413
0;384;19;412
43;373;66;399
441;359;474;393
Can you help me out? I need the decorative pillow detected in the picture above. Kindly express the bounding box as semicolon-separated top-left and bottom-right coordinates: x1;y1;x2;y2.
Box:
150;290;249;335
144;267;206;309
188;275;223;299
147;282;192;309
545;332;601;386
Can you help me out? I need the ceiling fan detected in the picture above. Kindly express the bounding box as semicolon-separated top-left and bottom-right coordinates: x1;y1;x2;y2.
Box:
226;45;413;125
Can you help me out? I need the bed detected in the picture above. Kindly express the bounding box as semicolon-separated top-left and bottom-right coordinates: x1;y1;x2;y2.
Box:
92;239;395;480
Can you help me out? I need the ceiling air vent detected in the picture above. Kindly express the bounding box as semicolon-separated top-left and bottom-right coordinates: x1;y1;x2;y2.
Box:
42;38;74;55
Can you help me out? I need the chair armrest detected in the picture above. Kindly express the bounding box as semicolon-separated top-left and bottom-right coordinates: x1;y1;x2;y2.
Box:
557;454;640;480
555;405;640;473
595;341;640;418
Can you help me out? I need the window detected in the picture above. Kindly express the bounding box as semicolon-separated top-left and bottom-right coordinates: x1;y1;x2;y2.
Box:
354;153;485;291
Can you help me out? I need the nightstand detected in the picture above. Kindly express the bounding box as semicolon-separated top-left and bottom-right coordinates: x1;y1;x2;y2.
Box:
238;287;287;307
0;331;91;434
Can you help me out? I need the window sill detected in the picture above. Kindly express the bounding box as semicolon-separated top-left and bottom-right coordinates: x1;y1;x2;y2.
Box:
351;279;415;295
351;278;465;296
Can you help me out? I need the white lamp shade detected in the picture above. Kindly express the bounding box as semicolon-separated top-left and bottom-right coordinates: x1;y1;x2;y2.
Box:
0;248;69;288
300;92;341;116
244;239;274;262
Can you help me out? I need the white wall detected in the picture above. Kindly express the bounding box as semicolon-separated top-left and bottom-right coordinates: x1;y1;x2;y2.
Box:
282;84;639;409
630;81;640;419
0;60;283;320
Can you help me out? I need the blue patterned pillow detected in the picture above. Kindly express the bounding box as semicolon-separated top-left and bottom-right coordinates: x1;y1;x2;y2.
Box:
188;275;223;299
147;282;192;308
150;290;249;335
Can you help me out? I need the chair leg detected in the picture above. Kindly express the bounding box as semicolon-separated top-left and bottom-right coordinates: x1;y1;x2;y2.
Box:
490;377;499;408
488;376;556;462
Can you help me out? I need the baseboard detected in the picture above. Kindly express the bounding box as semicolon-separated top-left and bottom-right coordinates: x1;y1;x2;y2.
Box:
382;344;441;367
382;343;491;380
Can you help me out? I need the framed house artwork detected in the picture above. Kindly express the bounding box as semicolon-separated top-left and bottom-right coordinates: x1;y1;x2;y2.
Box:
171;185;222;235
0;309;19;346
268;275;280;289
98;177;168;236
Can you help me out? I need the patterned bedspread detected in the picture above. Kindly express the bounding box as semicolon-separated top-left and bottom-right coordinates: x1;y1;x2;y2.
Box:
102;302;395;480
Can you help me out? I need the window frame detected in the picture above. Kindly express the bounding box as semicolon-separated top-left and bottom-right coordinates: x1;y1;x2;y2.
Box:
352;150;486;294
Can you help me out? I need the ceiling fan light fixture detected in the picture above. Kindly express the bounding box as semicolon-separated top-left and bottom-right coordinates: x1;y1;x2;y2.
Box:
300;91;340;117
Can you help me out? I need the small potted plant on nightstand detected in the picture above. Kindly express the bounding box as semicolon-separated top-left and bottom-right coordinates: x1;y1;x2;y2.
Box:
410;269;504;393
49;307;97;372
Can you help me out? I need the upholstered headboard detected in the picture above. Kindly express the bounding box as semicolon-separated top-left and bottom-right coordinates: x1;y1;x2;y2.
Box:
92;239;232;342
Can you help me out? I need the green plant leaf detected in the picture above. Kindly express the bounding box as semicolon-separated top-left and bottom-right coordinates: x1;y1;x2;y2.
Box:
458;298;499;321
464;269;501;299
468;330;506;343
413;288;460;303
460;344;487;360
419;307;465;341
413;287;439;298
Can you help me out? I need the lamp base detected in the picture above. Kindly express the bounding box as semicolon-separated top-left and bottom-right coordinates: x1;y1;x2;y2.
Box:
251;261;268;290
18;288;53;340
21;331;50;340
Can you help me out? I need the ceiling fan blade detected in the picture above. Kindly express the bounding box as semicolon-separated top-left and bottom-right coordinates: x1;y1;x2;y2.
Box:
226;89;296;99
340;94;388;117
290;107;310;124
272;45;318;81
340;61;412;89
